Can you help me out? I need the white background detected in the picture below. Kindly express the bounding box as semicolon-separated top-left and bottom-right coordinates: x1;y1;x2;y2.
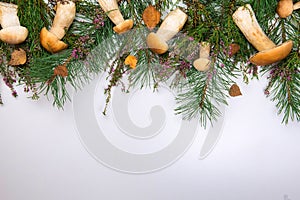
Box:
1;75;300;200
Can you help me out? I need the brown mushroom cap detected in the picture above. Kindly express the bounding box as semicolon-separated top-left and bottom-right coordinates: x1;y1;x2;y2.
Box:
276;0;294;18
113;19;133;34
40;27;68;53
250;40;293;66
146;32;168;54
193;58;211;72
0;26;28;44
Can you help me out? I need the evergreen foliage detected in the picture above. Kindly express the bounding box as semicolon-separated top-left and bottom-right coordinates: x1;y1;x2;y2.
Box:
0;0;299;126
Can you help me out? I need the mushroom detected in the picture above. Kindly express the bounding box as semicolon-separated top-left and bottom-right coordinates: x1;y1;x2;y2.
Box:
97;0;133;34
40;0;76;53
276;0;300;18
233;4;293;66
193;42;211;72
146;8;187;54
0;2;28;44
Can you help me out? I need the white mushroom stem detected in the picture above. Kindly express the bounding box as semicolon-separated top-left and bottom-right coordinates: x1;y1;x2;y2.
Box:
0;2;20;28
193;42;211;72
199;42;210;59
97;0;124;25
294;2;300;10
233;4;276;52
97;0;133;34
50;1;76;40
146;8;187;54
156;8;188;42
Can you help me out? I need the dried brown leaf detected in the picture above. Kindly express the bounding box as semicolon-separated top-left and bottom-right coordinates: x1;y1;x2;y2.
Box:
124;55;137;69
54;65;68;77
8;48;27;66
229;83;242;97
142;5;160;30
229;43;240;57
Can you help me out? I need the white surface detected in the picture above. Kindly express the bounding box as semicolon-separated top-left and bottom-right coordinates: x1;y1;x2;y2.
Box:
1;76;300;200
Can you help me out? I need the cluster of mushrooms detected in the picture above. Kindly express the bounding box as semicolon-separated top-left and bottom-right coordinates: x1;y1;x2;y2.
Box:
0;0;298;70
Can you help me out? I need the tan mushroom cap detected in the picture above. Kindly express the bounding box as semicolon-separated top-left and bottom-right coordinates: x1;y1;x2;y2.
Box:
113;19;133;34
146;32;168;54
250;40;293;66
40;27;68;53
276;0;294;18
0;26;28;44
193;58;211;72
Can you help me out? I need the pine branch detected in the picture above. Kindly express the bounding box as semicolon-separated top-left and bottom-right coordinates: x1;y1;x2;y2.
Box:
264;52;300;124
0;0;298;126
26;0;114;107
260;5;300;124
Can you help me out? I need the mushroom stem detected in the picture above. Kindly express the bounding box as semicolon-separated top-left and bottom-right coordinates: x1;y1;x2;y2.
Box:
97;0;133;34
156;8;187;42
50;1;76;39
193;42;211;72
146;8;187;54
0;2;28;44
0;3;19;28
233;4;293;66
233;5;276;51
294;2;300;10
97;0;124;25
199;42;210;59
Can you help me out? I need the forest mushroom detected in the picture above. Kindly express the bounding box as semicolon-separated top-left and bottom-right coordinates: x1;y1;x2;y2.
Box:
146;8;187;54
40;1;75;53
276;0;300;18
97;0;133;34
0;2;28;44
193;42;211;72
233;4;293;66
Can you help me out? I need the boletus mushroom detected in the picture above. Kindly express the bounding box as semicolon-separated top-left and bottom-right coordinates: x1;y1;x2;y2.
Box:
193;42;211;72
0;2;28;44
97;0;133;34
277;0;300;18
233;4;293;66
146;8;187;54
40;0;76;53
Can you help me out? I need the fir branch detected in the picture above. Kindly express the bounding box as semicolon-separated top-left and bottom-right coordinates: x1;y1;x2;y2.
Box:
26;0;114;107
175;62;231;127
260;5;300;124
264;52;300;124
0;0;50;101
0;0;298;127
129;49;159;89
